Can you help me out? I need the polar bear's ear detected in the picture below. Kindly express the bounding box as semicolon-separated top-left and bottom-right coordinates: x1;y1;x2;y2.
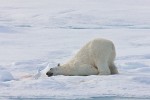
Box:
57;63;60;66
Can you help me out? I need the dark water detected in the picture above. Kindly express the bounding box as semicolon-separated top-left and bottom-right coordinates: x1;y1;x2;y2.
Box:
1;96;150;100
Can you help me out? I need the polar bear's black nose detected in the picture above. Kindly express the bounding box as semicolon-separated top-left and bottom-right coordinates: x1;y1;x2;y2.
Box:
46;72;53;77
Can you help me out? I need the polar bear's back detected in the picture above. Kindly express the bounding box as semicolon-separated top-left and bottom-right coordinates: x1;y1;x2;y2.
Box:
89;38;116;61
90;38;114;48
73;38;115;65
90;38;114;51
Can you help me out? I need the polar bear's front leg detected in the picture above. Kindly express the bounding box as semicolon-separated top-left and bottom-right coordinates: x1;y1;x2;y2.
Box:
96;62;111;75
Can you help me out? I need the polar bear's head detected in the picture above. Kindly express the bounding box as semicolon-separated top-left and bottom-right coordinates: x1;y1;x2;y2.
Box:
46;63;60;77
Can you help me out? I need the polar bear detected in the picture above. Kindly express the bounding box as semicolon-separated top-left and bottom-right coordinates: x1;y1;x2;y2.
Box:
46;38;118;77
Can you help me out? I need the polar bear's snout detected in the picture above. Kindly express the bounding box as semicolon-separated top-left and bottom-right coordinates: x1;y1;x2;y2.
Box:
46;71;53;77
46;68;53;77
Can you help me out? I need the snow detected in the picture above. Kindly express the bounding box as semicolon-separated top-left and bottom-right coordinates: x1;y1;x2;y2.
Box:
0;0;150;99
0;70;14;82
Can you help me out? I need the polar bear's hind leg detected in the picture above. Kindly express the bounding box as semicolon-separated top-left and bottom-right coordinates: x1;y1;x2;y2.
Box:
96;62;111;75
109;63;118;74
